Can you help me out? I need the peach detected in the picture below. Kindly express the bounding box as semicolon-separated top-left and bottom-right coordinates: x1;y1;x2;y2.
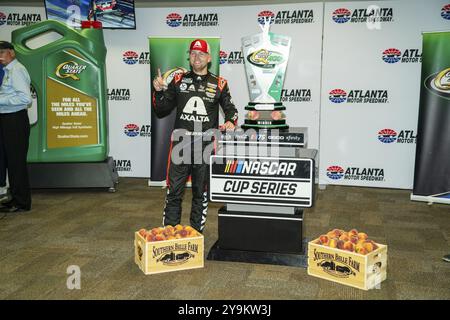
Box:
329;238;339;248
174;224;183;231
319;235;329;245
348;229;358;237
355;246;368;255
358;232;368;241
363;240;378;253
145;234;153;242
343;241;355;252
178;229;188;238
154;234;166;241
150;227;164;235
138;229;147;237
339;233;350;242
349;235;359;244
337;240;345;250
185;226;195;232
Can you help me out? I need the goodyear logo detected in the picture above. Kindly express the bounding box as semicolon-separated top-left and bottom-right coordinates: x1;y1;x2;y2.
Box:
247;49;284;69
55;61;86;80
332;7;393;24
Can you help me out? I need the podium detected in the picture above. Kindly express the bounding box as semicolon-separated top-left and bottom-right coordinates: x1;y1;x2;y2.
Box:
207;127;317;267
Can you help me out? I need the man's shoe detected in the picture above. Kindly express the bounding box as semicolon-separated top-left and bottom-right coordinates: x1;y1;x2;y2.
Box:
443;254;450;263
0;200;14;208
0;205;30;213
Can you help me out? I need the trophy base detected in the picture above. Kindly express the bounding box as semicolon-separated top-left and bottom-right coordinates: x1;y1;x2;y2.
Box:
244;102;288;130
241;123;289;131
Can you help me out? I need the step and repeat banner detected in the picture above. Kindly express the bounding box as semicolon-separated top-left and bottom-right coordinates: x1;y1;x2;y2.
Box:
0;3;323;180
319;0;450;189
1;1;448;189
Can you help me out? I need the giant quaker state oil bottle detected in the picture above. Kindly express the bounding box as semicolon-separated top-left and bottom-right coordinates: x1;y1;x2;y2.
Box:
12;20;108;162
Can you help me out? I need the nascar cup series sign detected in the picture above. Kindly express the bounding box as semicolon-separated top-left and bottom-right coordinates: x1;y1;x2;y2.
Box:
210;156;313;207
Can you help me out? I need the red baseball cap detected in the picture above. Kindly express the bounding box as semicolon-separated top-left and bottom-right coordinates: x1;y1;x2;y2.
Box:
190;39;210;54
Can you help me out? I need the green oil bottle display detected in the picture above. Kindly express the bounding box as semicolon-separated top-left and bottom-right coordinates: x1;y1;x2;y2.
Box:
12;20;109;162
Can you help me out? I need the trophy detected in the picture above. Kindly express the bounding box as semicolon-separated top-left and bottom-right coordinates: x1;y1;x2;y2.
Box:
241;19;291;130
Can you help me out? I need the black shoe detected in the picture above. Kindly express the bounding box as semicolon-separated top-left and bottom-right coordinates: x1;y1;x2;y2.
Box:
0;200;14;208
0;205;30;213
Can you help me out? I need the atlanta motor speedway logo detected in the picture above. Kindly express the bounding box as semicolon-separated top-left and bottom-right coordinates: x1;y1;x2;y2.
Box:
257;9;314;25
0;11;42;26
166;12;218;27
377;129;416;144
219;50;244;64
382;48;421;64
122;51;149;65
327;165;385;182
331;7;393;23
329;89;388;104
124;124;151;137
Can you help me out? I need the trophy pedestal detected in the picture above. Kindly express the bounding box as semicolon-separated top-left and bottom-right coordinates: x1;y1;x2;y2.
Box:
207;206;307;267
208;131;317;267
242;102;289;130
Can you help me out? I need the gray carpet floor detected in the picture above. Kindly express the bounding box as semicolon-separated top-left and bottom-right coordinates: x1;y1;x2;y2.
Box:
0;178;449;299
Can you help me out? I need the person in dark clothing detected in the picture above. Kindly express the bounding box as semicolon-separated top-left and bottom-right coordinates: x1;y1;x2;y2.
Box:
0;64;8;202
0;41;32;213
152;39;238;232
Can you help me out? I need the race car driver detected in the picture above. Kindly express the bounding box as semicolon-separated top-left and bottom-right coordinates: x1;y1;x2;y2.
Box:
152;39;238;233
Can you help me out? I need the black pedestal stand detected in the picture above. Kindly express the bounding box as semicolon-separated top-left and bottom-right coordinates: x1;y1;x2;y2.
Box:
28;156;119;192
207;206;308;268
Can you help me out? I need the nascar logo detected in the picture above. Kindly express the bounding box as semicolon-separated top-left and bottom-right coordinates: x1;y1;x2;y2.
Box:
224;160;297;176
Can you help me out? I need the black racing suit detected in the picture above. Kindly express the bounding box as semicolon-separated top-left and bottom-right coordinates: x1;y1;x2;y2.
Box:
153;71;238;232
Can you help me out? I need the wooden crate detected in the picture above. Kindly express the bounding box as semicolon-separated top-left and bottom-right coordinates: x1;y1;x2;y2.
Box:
134;231;204;275
307;239;387;290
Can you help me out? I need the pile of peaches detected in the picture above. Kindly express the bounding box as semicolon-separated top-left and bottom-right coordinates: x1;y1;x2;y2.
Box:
138;225;201;242
313;229;379;255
